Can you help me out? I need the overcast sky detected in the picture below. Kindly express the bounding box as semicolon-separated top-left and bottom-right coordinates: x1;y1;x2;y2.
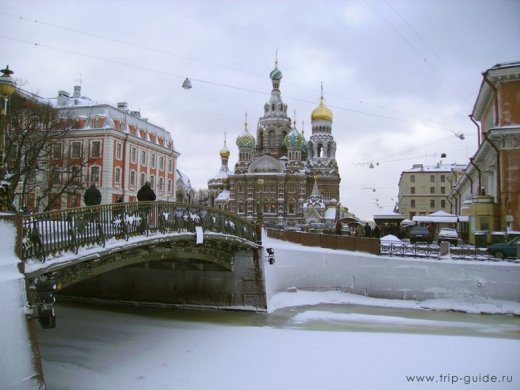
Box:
2;0;519;220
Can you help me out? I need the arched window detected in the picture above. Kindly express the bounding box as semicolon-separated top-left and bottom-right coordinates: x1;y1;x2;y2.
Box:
317;144;323;158
90;166;101;185
114;167;121;185
268;130;276;147
258;132;264;151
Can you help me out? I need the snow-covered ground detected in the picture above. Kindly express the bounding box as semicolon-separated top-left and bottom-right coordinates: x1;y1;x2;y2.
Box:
37;299;520;390
269;289;520;316
2;221;520;389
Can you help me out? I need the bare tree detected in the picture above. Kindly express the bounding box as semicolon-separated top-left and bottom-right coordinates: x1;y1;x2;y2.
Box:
5;92;91;212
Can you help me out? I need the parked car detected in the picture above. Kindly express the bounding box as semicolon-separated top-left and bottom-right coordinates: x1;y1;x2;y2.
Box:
437;228;459;246
409;226;432;244
487;236;520;259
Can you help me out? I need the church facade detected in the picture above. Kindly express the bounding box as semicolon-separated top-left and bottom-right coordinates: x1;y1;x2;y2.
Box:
208;62;341;227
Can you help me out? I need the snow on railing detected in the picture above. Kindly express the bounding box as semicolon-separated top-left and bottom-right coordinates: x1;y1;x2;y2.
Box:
379;240;513;262
21;202;258;262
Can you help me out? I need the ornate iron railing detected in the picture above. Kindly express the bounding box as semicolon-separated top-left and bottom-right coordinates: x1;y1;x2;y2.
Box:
21;202;258;262
380;240;514;262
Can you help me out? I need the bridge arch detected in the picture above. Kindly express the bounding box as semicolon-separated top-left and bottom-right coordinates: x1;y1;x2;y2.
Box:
21;202;266;310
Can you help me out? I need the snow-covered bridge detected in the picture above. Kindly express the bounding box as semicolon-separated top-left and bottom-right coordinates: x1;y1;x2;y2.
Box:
17;202;267;311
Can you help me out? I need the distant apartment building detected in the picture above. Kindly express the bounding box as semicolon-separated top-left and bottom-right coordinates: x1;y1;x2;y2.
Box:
449;62;520;241
398;162;466;220
41;85;179;209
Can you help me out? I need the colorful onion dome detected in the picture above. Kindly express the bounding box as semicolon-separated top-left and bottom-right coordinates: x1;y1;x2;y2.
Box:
284;126;305;148
270;65;283;81
236;131;255;148
236;113;256;148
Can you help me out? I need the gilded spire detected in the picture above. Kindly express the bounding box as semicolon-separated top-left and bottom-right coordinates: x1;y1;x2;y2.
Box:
220;131;230;158
311;82;333;121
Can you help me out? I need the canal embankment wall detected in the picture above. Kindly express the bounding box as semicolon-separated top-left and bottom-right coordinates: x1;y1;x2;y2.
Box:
263;231;520;303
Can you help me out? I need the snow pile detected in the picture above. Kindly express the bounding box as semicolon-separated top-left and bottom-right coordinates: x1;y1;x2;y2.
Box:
380;234;402;242
0;219;40;389
268;289;520;315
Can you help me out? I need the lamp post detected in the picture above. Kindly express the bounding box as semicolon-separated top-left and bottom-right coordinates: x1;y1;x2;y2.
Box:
256;178;264;226
0;66;17;212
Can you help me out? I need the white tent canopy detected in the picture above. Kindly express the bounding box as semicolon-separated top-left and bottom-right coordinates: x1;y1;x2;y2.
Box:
400;219;415;227
373;210;405;221
412;210;469;223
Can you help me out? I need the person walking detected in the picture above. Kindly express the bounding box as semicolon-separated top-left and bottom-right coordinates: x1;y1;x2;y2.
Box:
83;183;102;223
335;219;342;235
364;222;372;238
137;182;156;228
373;224;380;238
137;182;156;202
84;183;102;206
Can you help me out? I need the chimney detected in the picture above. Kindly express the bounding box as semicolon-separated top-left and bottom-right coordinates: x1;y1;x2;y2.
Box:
117;102;129;112
57;90;70;106
73;85;81;98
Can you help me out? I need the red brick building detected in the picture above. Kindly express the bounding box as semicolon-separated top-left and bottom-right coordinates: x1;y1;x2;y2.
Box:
450;62;520;242
38;85;179;209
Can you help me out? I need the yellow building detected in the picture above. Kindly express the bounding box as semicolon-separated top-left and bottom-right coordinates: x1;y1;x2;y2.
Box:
398;162;466;220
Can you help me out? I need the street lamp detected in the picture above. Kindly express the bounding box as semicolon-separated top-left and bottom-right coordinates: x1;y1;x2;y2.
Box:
256;178;264;226
0;65;17;212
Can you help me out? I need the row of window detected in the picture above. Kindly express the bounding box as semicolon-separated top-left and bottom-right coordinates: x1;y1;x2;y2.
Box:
51;141;174;172
50;165;172;194
83;117;168;146
410;174;446;183
234;183;302;193
236;202;297;214
409;199;446;208
52;140;102;159
123;169;173;193
409;186;446;194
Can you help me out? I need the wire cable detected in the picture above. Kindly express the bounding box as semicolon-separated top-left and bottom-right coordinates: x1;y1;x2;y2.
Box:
363;0;471;103
1;11;455;122
383;0;472;97
1;33;467;134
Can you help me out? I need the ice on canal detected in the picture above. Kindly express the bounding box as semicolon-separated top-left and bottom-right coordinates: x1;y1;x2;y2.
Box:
38;288;520;390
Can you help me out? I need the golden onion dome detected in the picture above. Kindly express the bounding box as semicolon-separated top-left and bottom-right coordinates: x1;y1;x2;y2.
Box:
311;97;333;121
220;132;231;158
220;145;230;158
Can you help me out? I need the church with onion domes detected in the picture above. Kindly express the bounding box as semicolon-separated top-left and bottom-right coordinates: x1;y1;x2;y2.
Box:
207;60;341;227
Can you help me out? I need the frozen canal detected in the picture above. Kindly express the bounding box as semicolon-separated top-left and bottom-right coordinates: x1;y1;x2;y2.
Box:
38;295;520;390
